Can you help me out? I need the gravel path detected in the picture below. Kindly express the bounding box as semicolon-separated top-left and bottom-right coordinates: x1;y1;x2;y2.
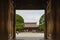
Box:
16;32;44;40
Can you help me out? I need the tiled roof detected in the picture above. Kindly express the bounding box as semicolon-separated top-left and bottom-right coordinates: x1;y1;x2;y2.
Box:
24;22;38;27
24;22;37;24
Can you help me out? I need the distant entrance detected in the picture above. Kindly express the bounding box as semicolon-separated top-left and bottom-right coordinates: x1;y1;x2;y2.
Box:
15;10;45;40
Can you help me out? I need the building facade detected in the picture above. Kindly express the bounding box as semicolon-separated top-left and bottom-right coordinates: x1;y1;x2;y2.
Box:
24;22;39;32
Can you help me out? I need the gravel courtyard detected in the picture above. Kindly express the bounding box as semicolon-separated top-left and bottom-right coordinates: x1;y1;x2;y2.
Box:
16;32;44;40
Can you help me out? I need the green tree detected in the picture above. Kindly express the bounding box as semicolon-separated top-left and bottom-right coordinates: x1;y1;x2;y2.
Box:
39;14;45;31
16;14;24;31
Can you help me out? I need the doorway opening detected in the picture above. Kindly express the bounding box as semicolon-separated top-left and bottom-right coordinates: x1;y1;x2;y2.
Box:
15;10;45;40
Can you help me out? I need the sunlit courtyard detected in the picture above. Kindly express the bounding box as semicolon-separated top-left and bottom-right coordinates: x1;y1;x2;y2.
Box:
16;32;44;40
16;10;45;40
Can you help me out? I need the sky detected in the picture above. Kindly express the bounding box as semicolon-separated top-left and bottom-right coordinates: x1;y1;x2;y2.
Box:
16;10;45;25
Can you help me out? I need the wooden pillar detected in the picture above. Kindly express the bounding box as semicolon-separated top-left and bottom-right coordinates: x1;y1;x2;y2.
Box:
0;0;14;40
44;9;48;39
51;0;56;40
13;8;16;40
0;0;9;40
8;0;15;40
53;0;60;40
46;0;60;40
46;0;55;39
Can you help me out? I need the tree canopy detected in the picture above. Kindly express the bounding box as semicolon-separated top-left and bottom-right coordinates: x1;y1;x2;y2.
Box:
39;14;45;31
16;14;24;31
